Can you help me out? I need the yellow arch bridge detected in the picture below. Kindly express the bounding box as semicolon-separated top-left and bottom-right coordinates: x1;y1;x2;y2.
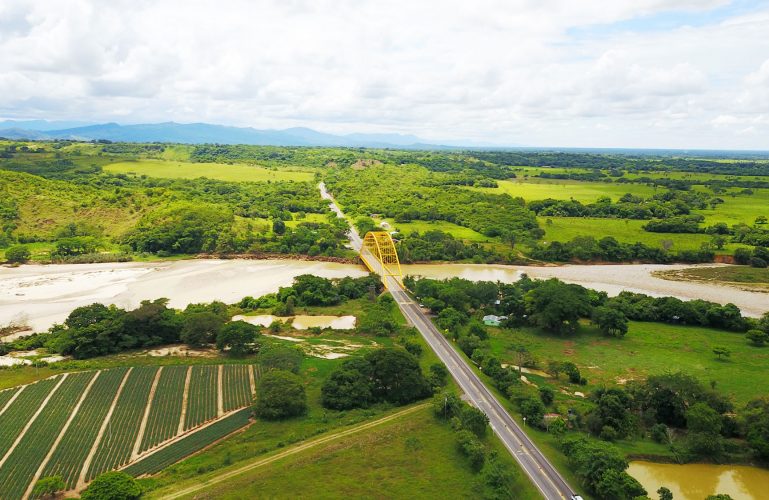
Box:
359;231;403;288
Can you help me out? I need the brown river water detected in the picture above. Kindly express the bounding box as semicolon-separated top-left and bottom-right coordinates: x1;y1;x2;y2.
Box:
1;259;767;333
628;461;769;500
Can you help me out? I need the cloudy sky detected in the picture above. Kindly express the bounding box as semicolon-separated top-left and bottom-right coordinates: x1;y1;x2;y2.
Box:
1;0;768;149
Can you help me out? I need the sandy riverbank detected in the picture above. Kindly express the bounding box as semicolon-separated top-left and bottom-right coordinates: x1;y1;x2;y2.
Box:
0;260;367;333
2;260;766;334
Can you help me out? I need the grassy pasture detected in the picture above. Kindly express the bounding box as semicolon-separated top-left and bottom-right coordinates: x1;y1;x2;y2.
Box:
379;218;492;243
695;188;769;226
538;216;746;253
103;159;316;183
472;178;659;202
487;321;769;405
148;406;539;500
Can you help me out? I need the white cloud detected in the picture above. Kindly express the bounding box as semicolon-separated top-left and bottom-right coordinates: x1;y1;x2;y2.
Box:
0;0;766;148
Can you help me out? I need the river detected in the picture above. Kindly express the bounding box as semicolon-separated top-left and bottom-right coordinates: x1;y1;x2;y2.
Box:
628;461;769;500
1;259;767;333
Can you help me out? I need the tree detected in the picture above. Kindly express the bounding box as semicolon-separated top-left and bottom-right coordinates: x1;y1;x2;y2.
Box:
711;236;727;250
539;386;555;406
686;402;722;434
525;279;592;334
519;396;546;428
746;329;769;346
80;471;140;500
260;345;303;373
123;203;232;254
5;245;30;263
55;303;127;359
180;311;225;347
365;348;432;405
321;357;374;410
272;218;286;235
657;486;673;500
123;298;181;346
755;215;768;225
742;398;769;459
32;475;66;498
217;320;260;356
459;404;489;436
712;346;731;360
592;306;629;337
429;363;449;387
456;429;486;471
255;370;307;419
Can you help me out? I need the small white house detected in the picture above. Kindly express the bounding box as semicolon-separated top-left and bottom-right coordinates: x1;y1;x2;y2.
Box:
483;314;507;326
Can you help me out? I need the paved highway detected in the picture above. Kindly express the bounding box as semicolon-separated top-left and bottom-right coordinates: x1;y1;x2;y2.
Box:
321;183;577;499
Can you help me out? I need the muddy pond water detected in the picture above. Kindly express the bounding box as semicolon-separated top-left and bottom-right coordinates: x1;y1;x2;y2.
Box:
628;461;769;500
232;314;357;330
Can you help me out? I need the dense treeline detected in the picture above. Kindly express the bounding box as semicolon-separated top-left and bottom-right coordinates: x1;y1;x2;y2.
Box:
325;164;540;240
406;275;756;340
530;235;716;264
471;151;769;176
396;230;498;263
529;191;711;220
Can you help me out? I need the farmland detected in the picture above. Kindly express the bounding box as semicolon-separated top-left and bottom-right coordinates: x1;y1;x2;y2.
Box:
539;216;747;253
486;321;769;405
103;159;316;183
0;364;257;499
3;142;769;265
473;177;659;202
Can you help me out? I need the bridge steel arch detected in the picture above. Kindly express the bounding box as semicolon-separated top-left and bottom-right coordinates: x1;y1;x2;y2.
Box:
360;231;403;288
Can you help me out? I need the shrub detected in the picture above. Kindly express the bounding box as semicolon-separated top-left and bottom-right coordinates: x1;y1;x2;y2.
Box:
80;471;140;500
254;370;307;420
539;387;555;406
5;245;30;263
650;423;669;443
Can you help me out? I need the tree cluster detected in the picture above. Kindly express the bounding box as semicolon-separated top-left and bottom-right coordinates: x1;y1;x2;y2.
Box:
321;348;431;409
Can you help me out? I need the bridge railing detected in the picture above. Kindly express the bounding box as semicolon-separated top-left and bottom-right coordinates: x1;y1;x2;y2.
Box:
360;231;403;288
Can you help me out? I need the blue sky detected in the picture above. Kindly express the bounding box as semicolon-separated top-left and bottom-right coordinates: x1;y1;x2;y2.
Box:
0;0;767;149
569;0;765;37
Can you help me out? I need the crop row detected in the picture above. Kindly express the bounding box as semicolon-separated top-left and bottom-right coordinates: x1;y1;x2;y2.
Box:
124;407;252;477
223;365;252;412
0;387;19;412
87;366;158;480
0;372;94;500
185;365;218;430
140;366;187;453
0;378;58;458
41;367;128;490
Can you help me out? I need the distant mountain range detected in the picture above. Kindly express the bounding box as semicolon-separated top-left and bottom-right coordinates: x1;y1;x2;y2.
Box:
0;120;459;148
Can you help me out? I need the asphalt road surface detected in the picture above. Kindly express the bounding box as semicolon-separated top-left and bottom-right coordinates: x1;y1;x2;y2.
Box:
323;184;577;499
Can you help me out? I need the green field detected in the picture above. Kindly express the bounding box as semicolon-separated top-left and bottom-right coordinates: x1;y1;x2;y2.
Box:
696;188;769;226
539;216;746;252
379;218;492;242
473;178;659;202
0;365;256;498
104;159;315;183
146;406;540;499
487;321;768;405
